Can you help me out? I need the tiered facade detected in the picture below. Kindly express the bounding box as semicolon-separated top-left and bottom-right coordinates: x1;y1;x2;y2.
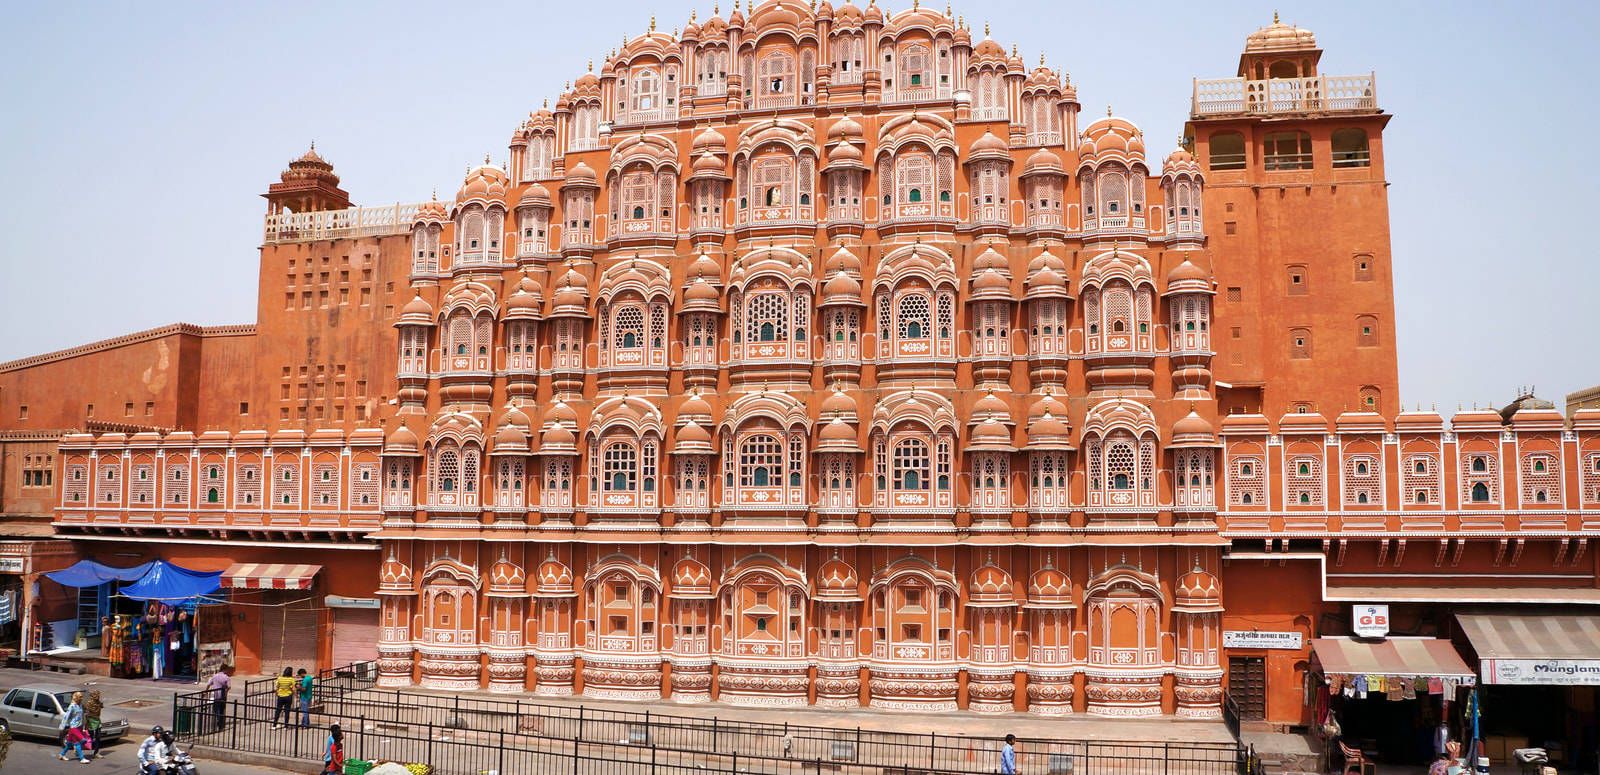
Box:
12;3;1598;721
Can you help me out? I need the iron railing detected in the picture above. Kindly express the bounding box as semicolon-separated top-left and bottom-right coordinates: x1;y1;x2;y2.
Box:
218;662;1245;775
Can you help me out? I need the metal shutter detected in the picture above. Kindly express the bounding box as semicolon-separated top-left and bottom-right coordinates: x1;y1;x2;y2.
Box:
330;608;380;668
260;591;319;670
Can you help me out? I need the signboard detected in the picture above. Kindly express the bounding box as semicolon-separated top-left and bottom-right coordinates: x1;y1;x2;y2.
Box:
324;596;380;610
0;557;26;574
1483;659;1600;686
1223;630;1303;650
1352;604;1390;638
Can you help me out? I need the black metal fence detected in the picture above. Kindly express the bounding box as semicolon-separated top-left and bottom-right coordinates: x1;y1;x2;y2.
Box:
194;662;1248;775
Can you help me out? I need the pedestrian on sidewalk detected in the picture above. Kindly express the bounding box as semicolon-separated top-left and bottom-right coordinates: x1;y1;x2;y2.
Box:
57;691;91;763
321;723;345;774
84;690;105;759
1000;734;1018;775
297;668;316;727
206;666;233;732
272;666;296;728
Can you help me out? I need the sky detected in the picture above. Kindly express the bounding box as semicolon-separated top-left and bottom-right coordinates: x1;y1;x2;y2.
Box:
1;0;1595;413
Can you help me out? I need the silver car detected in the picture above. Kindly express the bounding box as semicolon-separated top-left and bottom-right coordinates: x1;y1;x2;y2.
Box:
0;684;131;742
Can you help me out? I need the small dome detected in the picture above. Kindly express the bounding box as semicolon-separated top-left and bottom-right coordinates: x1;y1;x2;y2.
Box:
973;37;1005;60
537;556;575;595
748;0;808;32
413;198;448;225
1028;410;1070;440
541;423;575;449
1079;116;1146;160
824;245;863;276
683;276;721;308
379;553;413;590
969;129;1010;160
677;420;712;446
396;292;435;326
826;114;863;142
384;424;420;455
825;140;864;167
1168;259;1208;285
1022;147;1064;175
1027;565;1072;605
969;563;1015;604
518;182;552;208
1245;16;1317;53
819;415;858;443
821;386;857;416
691;151;726;176
821;270;864;306
1170;410;1220;448
671;557;713;597
457;163;509;203
566;161;598;184
488;557;527;593
973;390;1012;420
968;417;1014;450
678;391;713;421
816;556;860;600
972;268;1010;293
1176;568;1221;609
492;422;529;454
692;126;727;152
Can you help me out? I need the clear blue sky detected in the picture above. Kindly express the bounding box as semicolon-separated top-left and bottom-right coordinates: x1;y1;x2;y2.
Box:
1;0;1595;412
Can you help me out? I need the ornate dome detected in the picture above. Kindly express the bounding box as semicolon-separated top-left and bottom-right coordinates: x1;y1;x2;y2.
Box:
1170;410;1220;448
1079;115;1146;161
280;143;339;186
384;424;420;455
517;182;552;208
1027;564;1073;607
692;126;729;153
1164;259;1211;296
1021;147;1065;176
1175;567;1221;610
674;420;714;453
488;556;527;594
565;161;598;185
821;270;865;306
974;390;1012;421
968;128;1010;161
379;551;413;592
678;391;713;423
1245;15;1316;53
968;416;1015;451
457;162;509;204
821;385;857;417
817;415;861;450
536;555;575;596
671;556;714;598
396;292;435;326
816;555;860;601
491;422;530;454
824;244;863;276
968;562;1016;605
826;113;863;143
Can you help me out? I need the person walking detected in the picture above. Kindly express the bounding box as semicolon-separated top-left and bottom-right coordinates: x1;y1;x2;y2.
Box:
1000;734;1018;775
321;723;345;774
272;666;296;728
57;691;91;763
84;690;105;759
205;665;232;732
297;668;315;727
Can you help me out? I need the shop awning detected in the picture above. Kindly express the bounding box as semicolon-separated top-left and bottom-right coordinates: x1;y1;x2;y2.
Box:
118;560;222;601
222;563;322;590
1456;612;1600;685
1311;637;1476;678
45;559;153;588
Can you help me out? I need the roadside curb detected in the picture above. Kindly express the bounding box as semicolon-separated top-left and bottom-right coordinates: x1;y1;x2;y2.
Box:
192;743;311;773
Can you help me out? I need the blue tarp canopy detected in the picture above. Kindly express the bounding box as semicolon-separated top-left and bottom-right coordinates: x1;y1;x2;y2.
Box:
118;560;222;602
44;559;153;588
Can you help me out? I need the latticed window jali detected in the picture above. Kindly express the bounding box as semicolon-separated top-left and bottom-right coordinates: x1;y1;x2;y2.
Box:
63;463;88;504
819;454;855;512
235;464;262;507
975;302;1009;357
553;319;583;370
542;459;573;509
893;291;932;356
1031;299;1067;356
131;463;155;505
1401;454;1441;506
601;441;639;506
384;461;412;507
971;454;1009;513
892;436;931;496
892;153;934;218
1342;454;1382;506
1285;454;1324;506
684;314;717;367
756;51;796;109
1229;455;1265;507
350;462;378;508
737;433;783;491
1459;451;1499;505
675;457;710;512
750;156;794;220
1029;452;1070;510
506;321;535;371
1520;452;1561;505
1581;454;1600;505
562;191;594;244
165;462;188;505
824;309;860;361
412;224;440;274
98;464;120;504
1175;451;1215;509
399;328;428;375
309;463;339;507
1025;176;1063;228
496;459;525;507
273;463;300;507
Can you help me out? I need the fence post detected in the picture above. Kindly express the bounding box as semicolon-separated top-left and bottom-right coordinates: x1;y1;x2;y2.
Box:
645;709;650;745
230;700;238;750
930;731;936;770
712;716;718;752
1164;741;1170;775
359;714;366;764
499;729;506;775
571;733;579;775
815;756;823;775
651;743;657;775
427;721;434;769
578;706;585;742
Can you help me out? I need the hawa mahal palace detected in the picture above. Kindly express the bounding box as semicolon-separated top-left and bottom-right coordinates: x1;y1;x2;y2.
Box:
3;1;1597;725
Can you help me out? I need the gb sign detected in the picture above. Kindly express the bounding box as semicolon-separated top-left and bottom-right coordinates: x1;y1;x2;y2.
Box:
1352;604;1389;638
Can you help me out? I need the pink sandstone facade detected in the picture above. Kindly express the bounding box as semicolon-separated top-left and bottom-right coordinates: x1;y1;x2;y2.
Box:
2;4;1596;723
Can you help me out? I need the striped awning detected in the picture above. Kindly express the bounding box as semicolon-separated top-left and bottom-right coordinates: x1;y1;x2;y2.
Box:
1310;637;1475;678
1455;613;1600;660
222;563;322;590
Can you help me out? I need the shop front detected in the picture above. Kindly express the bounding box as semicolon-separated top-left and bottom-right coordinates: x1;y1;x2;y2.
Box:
1310;634;1477;766
1455;612;1600;773
44;559;223;682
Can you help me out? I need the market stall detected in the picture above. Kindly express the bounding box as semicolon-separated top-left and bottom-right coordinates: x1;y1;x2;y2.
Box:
1311;636;1477;765
44;559;222;682
1456;612;1600;772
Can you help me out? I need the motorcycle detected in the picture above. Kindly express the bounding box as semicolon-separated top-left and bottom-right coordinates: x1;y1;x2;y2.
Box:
153;747;198;775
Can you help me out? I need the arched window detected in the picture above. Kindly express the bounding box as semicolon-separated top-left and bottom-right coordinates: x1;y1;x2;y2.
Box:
603;442;637;493
893;438;930;491
1471;482;1489;502
1472;457;1487;473
437;448;458;492
1208;132;1246;170
739;434;783;490
896;293;930;342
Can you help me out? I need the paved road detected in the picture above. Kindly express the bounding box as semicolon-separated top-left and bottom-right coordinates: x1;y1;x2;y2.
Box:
0;667;299;774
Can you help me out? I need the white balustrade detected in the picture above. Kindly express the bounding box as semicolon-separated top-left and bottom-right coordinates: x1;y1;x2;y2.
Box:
1192;74;1376;117
263;201;452;245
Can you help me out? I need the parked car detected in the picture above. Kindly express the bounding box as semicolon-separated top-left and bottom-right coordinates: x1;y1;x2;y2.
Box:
0;684;130;742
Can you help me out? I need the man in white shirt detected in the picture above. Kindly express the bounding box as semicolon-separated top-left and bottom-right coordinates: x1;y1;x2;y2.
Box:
137;726;167;774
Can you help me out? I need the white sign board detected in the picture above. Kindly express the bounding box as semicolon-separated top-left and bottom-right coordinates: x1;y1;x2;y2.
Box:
0;557;26;574
1353;604;1390;638
1483;659;1600;686
1224;631;1303;650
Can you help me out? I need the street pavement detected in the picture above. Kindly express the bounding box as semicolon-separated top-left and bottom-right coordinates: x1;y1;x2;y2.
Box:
0;667;295;774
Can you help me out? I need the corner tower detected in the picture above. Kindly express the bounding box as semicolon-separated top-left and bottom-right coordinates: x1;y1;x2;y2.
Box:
1187;16;1397;418
263;143;352;215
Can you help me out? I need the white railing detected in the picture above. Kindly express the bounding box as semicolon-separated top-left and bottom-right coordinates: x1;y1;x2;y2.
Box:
1192;73;1377;117
264;201;451;245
